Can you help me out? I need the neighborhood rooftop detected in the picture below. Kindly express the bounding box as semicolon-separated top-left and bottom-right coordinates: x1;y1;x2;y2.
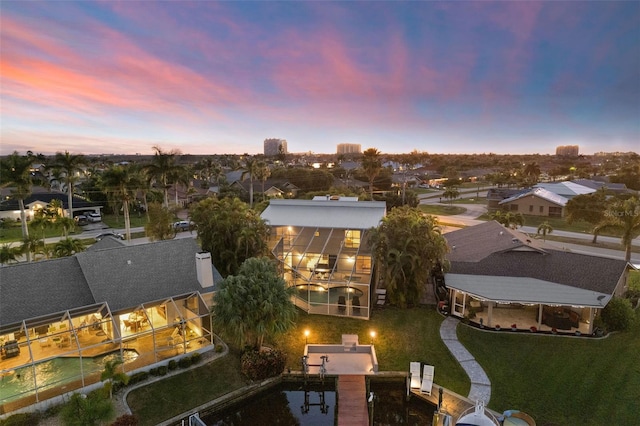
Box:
261;199;386;229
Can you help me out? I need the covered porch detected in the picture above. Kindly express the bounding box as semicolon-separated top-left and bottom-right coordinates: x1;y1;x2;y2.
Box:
445;274;611;335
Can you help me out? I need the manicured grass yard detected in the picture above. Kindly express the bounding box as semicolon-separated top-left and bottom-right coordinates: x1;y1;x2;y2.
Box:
418;204;467;216
126;351;247;426
457;311;640;426
124;306;638;425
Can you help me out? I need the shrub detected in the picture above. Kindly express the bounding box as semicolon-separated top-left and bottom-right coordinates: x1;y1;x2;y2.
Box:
149;367;159;376
110;414;139;426
241;349;287;381
157;365;168;375
624;288;640;307
0;412;42;426
190;352;202;364
168;359;178;370
178;356;192;369
128;371;149;386
215;344;223;353
601;297;634;331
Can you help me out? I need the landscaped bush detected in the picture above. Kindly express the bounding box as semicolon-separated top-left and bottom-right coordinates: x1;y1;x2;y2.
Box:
624;289;640;308
168;359;178;370
190;352;202;364
0;412;42;426
178;356;192;369
149;367;159;376
157;365;168;375
128;371;149;386
601;297;635;331
215;344;223;353
241;349;287;381
110;414;139;426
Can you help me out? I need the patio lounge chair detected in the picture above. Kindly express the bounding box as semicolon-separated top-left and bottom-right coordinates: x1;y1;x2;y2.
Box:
352;296;361;315
420;365;434;395
410;362;421;390
338;296;346;314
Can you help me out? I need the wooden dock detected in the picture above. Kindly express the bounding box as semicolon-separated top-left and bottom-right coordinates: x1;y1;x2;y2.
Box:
410;381;502;421
337;375;369;426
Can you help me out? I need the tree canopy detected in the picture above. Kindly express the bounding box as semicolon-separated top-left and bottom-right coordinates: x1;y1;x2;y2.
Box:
368;206;448;307
595;197;640;263
212;257;297;349
190;197;269;276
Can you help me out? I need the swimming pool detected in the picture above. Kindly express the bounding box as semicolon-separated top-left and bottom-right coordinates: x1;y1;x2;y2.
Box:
295;284;364;305
0;349;138;404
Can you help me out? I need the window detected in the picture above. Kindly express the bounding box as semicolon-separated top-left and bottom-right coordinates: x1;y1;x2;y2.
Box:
529;205;533;212
539;206;544;213
344;230;361;248
549;207;562;218
510;204;519;211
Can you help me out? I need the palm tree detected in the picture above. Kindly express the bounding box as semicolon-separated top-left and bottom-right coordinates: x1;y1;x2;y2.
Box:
255;161;271;201
240;156;259;208
523;162;541;185
20;234;43;262
442;186;460;206
53;237;84;258
362;148;382;200
170;166;191;207
101;357;130;399
212;257;297;349
0;151;35;240
0;244;20;265
101;165;142;241
537;221;553;241
50;151;86;218
144;146;184;208
594;197;640;263
368;206;448;308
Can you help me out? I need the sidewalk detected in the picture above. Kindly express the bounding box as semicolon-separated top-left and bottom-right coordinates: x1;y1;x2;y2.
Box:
439;316;492;404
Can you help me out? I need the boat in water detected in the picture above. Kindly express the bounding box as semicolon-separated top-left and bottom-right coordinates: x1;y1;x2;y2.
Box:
455;400;500;426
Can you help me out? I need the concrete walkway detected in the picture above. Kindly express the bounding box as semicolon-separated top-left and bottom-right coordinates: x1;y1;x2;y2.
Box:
439;316;492;404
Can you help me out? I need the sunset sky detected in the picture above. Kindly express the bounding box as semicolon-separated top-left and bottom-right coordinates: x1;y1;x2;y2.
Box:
1;1;638;156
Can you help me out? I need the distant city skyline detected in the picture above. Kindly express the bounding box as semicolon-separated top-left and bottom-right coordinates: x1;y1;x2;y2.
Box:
1;2;638;156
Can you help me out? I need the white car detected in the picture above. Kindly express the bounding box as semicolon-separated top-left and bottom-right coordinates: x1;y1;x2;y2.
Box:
173;220;194;231
87;213;102;223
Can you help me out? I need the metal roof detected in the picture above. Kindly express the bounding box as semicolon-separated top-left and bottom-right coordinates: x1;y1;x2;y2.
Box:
445;274;611;307
499;187;568;207
261;199;386;229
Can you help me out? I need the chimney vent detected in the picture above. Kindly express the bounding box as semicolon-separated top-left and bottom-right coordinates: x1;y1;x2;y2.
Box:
195;252;214;288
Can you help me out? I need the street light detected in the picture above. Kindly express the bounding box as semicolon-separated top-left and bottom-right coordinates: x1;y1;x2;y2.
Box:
370;330;376;345
304;329;310;345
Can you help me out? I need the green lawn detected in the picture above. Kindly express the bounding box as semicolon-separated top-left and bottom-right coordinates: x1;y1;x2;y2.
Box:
272;308;470;395
126;351;247;426
101;214;148;230
123;306;639;425
458;310;640;425
418;205;467;216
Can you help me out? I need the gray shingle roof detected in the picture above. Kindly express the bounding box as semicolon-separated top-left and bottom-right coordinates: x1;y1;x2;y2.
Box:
444;220;546;263
0;257;95;326
75;239;211;312
444;221;628;295
0;239;216;328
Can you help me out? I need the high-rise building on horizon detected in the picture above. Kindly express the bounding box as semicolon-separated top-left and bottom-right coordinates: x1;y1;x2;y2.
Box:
264;138;288;156
556;145;579;157
337;143;362;155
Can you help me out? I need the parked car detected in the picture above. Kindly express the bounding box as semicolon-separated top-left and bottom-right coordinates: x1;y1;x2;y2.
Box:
86;212;102;223
74;215;89;226
95;232;125;241
173;220;194;232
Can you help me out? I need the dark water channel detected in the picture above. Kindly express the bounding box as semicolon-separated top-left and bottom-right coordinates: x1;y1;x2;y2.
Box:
201;380;435;425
